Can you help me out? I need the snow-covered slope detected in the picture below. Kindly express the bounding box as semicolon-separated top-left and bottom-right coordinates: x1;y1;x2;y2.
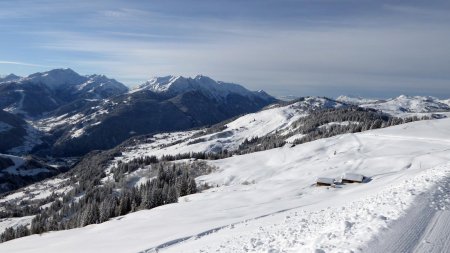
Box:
0;110;43;155
116;97;345;161
0;216;34;235
2;115;449;252
0;154;62;193
337;95;450;116
75;74;129;97
134;75;272;101
336;95;379;105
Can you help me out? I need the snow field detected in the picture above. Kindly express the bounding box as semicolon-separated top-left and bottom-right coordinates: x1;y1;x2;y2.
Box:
163;164;450;253
2;113;450;253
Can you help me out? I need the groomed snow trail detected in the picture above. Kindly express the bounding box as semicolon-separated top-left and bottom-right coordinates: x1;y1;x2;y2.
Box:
2;118;450;253
154;165;450;253
366;173;450;253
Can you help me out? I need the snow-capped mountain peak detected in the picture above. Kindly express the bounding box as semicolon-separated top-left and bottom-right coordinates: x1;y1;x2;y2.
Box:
134;75;275;101
75;74;129;95
17;68;128;96
24;68;87;89
0;74;22;83
0;69;129;116
137;75;183;93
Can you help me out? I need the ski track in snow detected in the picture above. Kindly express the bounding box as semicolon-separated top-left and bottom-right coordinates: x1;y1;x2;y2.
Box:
365;173;450;253
144;165;450;253
2;117;450;253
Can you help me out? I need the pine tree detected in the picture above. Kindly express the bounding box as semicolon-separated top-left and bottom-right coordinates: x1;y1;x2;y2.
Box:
167;185;178;203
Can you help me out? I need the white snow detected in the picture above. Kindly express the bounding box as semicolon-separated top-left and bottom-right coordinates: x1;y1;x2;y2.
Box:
2;117;450;252
114;97;342;165
70;128;85;139
336;95;379;105
0;154;26;174
316;177;335;185
285;133;305;143
0;216;34;235
7;122;43;155
337;95;450;117
4;89;26;115
318;121;359;129
341;173;364;183
0;177;71;204
132;75;270;101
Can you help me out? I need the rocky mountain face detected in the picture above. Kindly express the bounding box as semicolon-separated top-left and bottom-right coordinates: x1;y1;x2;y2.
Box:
0;70;277;157
0;110;29;153
0;154;64;194
38;76;277;156
0;69;129;117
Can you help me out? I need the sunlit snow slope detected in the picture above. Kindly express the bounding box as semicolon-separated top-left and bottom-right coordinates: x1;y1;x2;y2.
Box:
116;97;344;162
1;118;450;253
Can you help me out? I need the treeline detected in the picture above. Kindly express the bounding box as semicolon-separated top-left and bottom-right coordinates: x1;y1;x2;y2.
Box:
0;193;58;219
0;106;432;243
291;108;429;144
236;107;429;154
0;156;213;243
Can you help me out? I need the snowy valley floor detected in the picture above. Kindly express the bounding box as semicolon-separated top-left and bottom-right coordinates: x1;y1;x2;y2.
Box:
1;118;450;252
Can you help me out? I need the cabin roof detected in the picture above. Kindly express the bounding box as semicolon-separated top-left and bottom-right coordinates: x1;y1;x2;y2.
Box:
342;173;364;182
316;177;335;185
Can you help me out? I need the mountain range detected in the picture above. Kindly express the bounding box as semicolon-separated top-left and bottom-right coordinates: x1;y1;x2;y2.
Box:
1;88;450;251
1;68;450;195
0;69;277;157
337;95;450;115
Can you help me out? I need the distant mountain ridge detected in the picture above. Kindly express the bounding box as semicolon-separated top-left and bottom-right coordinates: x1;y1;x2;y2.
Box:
0;69;129;117
43;74;277;156
0;74;21;83
337;95;450;115
0;69;278;157
135;75;272;101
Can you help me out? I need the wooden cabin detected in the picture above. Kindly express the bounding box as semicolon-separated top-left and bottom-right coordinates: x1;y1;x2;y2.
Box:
341;173;365;183
316;177;335;187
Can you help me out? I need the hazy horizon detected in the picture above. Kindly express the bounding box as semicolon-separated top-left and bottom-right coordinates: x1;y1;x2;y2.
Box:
1;0;449;98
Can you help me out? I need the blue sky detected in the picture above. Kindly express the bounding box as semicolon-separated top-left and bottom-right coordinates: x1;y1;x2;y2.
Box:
1;0;449;98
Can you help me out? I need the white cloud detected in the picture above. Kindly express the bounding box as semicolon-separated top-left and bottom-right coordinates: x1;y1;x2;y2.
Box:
2;1;450;97
0;61;51;67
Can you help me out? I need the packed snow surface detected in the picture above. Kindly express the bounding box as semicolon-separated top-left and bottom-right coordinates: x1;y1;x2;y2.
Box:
2;117;450;252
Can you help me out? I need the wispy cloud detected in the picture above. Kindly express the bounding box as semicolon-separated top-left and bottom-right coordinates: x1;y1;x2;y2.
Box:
1;0;450;98
0;61;52;67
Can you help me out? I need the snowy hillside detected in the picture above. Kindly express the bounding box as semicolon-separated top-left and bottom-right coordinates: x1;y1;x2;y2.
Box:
0;154;62;193
0;110;43;155
1;116;449;252
337;95;450;117
336;95;379;105
115;97;345;162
